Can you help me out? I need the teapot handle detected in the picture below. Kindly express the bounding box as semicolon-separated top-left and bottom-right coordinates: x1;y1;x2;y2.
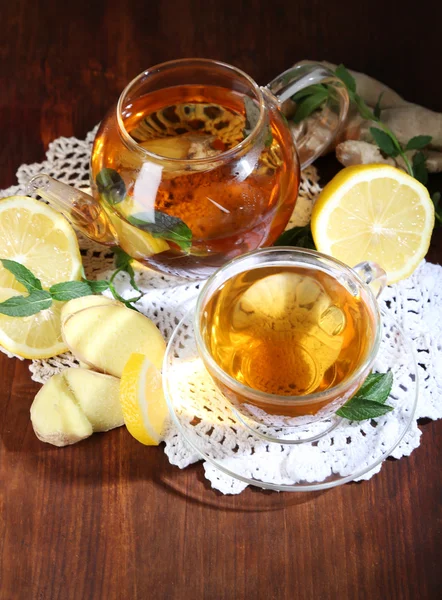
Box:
266;61;349;169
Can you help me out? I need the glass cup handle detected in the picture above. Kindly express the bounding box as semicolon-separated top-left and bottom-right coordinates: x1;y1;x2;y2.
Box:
353;261;387;298
265;61;349;169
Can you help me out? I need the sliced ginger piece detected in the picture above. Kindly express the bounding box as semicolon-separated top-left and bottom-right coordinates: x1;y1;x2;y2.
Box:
30;373;93;446
30;369;123;447
61;294;119;325
62;304;166;378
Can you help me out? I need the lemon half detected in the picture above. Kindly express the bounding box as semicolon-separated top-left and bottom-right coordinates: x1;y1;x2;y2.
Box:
311;165;435;283
0;196;83;358
0;196;83;291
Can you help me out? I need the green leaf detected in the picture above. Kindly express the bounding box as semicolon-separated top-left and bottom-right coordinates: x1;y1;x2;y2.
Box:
336;400;394;421
107;278;141;312
353;371;393;404
335;64;356;93
336;372;394;421
291;83;329;102
405;135;432;151
112;247;141;292
0;259;43;293
292;89;329;124
432;192;442;224
264;127;273;147
96;168;126;205
354;96;375;122
369;127;398;157
0;290;52;317
83;279;110;293
113;247;132;270
128;212;192;253
373;92;384;119
273;225;316;249
412;151;429;185
243;96;261;137
49;281;94;301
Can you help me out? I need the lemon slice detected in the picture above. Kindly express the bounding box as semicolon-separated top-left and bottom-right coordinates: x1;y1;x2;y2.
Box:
0;196;82;292
110;213;170;259
0;288;67;358
119;352;168;445
311;165;435;283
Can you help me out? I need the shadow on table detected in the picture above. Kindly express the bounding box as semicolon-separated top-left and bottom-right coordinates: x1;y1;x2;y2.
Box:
2;424;326;511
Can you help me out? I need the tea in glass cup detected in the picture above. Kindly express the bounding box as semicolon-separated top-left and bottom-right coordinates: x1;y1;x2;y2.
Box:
195;248;385;425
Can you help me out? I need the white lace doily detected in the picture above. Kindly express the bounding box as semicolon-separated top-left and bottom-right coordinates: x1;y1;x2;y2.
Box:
1;128;441;494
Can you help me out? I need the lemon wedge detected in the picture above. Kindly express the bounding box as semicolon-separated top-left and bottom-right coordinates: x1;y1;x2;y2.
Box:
311;165;435;283
0;196;82;291
0;287;67;358
119;353;168;445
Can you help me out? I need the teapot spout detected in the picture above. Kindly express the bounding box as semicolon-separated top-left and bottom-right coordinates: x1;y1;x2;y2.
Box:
27;174;118;246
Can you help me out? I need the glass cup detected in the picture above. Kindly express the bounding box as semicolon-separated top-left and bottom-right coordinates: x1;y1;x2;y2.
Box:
194;247;387;435
28;59;348;279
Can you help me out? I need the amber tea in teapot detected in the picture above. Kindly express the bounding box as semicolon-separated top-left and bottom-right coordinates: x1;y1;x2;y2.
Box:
91;81;297;277
29;59;348;279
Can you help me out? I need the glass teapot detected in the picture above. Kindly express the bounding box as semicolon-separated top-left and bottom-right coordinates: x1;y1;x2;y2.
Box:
28;59;348;278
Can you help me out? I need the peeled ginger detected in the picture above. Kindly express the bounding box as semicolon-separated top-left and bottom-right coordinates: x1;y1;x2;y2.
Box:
30;368;124;447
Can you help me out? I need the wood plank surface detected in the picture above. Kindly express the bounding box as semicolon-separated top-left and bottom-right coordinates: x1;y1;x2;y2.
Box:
1;1;441;598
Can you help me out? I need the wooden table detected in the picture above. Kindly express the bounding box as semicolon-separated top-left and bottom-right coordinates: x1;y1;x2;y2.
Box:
1;1;441;598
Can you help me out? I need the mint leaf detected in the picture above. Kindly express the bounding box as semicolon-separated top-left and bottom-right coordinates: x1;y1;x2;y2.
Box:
336;372;394;421
83;279;110;293
128;213;192;252
112;247;140;292
274;225;316;249
0;290;52;317
0;259;43;293
369;127;398;157
113;247;133;270
243;96;261;137
292;89;329;124
96;168;126;205
354;371;393;404
264;127;273;147
432;192;442;224
335;64;356;93
406;135;432;151
373;92;384;119
291;83;329;101
49;281;94;301
412;151;429;185
353;96;375;122
336;400;394;421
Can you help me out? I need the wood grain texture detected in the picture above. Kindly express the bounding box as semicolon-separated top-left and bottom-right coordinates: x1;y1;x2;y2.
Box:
0;1;441;598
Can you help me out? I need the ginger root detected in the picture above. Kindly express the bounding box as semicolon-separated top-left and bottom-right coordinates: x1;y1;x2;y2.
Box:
62;303;166;378
30;369;123;447
295;61;442;172
336;140;442;173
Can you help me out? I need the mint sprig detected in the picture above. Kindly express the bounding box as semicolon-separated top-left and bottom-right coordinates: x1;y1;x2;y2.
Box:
336;372;394;421
0;257;145;317
291;64;435;189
